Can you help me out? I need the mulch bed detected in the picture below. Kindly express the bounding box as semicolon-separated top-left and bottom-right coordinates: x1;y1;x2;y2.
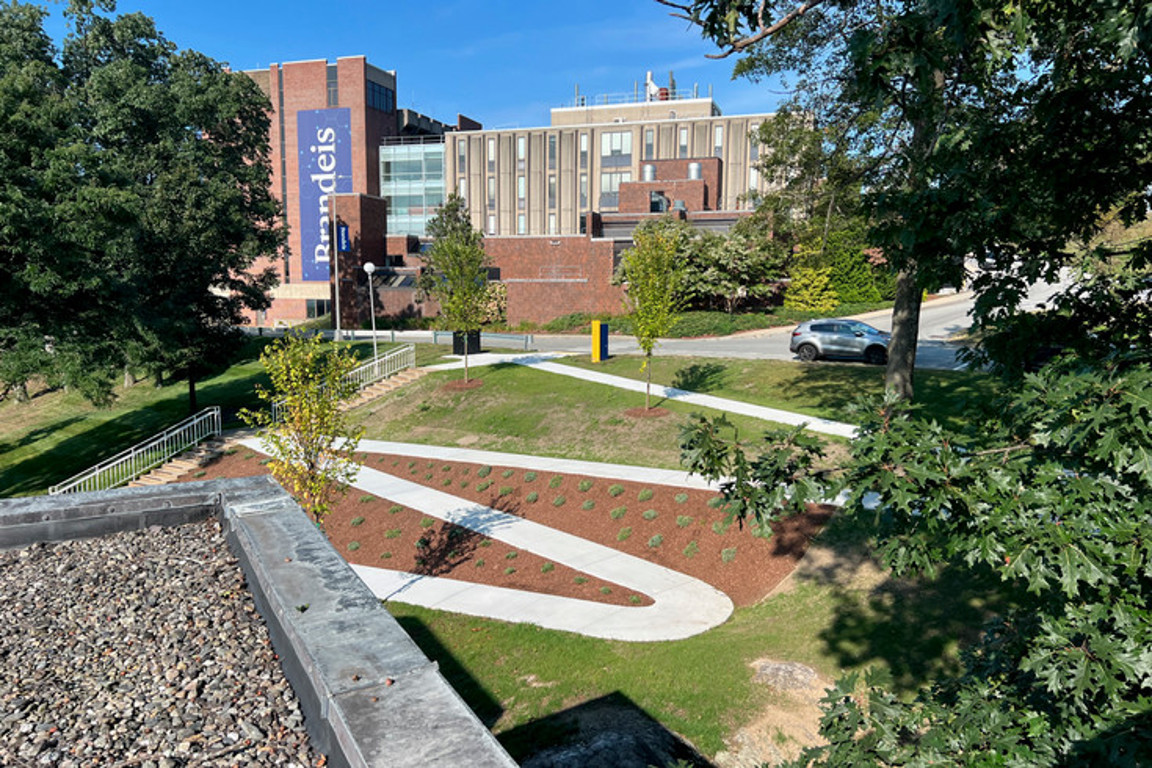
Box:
183;449;832;610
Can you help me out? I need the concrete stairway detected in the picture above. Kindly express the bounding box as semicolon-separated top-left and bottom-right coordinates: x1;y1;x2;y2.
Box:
342;367;426;411
130;438;226;487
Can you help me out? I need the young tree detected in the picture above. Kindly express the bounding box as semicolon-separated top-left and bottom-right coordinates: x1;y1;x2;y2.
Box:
420;193;490;383
241;332;363;527
618;220;686;409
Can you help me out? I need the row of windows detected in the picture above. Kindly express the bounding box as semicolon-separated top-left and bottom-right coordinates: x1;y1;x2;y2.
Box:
367;80;395;113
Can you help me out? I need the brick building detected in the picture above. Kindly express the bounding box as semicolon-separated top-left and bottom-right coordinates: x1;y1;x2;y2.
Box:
243;62;773;328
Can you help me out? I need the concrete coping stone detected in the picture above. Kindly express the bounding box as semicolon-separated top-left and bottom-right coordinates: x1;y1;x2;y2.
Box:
0;478;517;768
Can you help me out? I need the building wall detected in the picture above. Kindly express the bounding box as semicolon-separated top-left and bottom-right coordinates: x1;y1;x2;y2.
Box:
484;236;622;325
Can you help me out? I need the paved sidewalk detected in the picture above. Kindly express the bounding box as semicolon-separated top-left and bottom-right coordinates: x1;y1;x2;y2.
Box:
238;437;734;642
424;354;858;439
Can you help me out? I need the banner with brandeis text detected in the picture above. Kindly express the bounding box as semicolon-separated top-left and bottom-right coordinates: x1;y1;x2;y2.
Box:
297;108;352;282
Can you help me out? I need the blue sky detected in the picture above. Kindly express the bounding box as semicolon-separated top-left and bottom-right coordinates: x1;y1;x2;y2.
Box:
43;0;787;127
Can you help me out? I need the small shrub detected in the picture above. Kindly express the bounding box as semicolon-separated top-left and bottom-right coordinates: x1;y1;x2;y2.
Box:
629;595;642;605
359;494;374;504
476;480;492;492
461;468;470;476
581;499;595;511
193;470;206;478
442;478;453;487
610;506;627;520
711;520;729;535
380;551;392;560
574;576;588;584
504;552;518;561
707;496;725;509
504;567;516;575
424;473;433;480
389;505;403;515
242;452;256;460
683;541;699;558
526;491;539;503
541;562;555;574
600;586;612;595
501;469;514;479
524;472;537;482
475;558;485;568
347;541;360;552
642;509;658;521
415;537;429;550
426;461;435;469
548;475;563;489
350;516;365;527
617;527;632;542
224;447;238;456
391;460;399;467
677;515;694;528
721;547;737;563
259;459;271;466
552;495;567;507
674;493;689;504
460;479;470;488
578;479;593;492
407;461;416;470
442;464;452;472
477;466;492;478
498;485;513;496
420;517;435;529
414;556;427;567
647;534;664;548
637;488;653;502
608;484;625;497
479;539;492;548
384;529;402;539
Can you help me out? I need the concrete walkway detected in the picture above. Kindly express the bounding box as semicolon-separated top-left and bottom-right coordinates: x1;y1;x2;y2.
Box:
238;437;733;642
423;353;858;439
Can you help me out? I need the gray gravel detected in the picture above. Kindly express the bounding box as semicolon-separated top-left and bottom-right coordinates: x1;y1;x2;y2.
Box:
0;520;323;767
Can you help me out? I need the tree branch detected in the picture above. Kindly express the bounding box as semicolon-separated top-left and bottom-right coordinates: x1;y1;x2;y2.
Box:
658;0;829;59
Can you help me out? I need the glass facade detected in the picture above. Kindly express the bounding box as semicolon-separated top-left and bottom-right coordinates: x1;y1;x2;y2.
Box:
380;142;445;236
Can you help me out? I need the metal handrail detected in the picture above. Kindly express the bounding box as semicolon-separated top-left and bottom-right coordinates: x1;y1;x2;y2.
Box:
271;343;415;422
49;407;222;495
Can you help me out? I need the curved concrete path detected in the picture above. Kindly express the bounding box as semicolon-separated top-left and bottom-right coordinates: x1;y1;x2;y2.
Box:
423;354;858;438
238;438;734;642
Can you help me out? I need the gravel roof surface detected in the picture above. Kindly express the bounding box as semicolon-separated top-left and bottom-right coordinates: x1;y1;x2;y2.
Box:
0;519;323;767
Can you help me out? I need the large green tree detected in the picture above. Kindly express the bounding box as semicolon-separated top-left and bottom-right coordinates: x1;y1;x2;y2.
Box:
0;1;282;409
659;0;1152;399
420;193;490;383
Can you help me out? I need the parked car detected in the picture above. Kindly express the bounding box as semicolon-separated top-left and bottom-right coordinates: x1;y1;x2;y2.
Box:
790;319;890;364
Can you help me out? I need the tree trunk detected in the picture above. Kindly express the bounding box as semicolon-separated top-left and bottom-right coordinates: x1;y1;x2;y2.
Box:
885;265;922;400
123;366;136;388
188;372;198;414
463;345;470;384
645;353;652;410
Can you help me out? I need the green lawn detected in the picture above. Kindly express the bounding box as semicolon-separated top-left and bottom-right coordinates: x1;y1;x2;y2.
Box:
557;354;999;432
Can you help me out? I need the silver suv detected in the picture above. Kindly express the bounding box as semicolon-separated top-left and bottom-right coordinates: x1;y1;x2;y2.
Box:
790;319;890;364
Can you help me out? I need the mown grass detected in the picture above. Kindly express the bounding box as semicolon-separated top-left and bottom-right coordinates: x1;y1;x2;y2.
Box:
354;363;832;470
0;339;433;496
556;354;999;432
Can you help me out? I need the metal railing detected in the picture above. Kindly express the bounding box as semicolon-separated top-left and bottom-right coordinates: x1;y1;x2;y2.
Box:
49;407;222;495
271;344;416;422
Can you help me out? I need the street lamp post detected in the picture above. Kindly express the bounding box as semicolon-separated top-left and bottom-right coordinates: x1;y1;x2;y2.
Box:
363;261;378;359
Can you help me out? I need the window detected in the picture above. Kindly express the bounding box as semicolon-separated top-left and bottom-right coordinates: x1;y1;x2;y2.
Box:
579;173;588;208
548;175;556;208
644;128;654;160
579;133;588;169
487;137;495;172
306;299;331;318
517;214;526;234
516;136;526;171
599;171;631;209
517;175;525;209
326;65;338;107
487;176;495;210
678;127;689;158
457;141;466;174
367;80;395;112
486;214;496;235
713;125;724;157
457;178;466;201
548;135;557;170
548;213;557;234
600;131;632;168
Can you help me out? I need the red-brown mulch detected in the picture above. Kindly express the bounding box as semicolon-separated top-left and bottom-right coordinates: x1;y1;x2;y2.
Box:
441;379;484;391
623;407;671;419
182;449;832;609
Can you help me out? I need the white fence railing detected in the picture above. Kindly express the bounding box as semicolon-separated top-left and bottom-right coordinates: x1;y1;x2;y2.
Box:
49;407;222;495
271;344;415;422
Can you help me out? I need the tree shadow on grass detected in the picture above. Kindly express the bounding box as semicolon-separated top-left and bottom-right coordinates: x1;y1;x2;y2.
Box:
671;362;729;393
795;512;1020;696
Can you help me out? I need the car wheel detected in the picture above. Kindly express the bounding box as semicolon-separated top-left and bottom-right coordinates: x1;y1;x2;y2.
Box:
864;346;887;365
797;343;819;363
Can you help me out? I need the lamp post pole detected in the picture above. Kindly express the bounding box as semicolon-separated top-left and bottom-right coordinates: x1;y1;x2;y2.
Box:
363;261;378;359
